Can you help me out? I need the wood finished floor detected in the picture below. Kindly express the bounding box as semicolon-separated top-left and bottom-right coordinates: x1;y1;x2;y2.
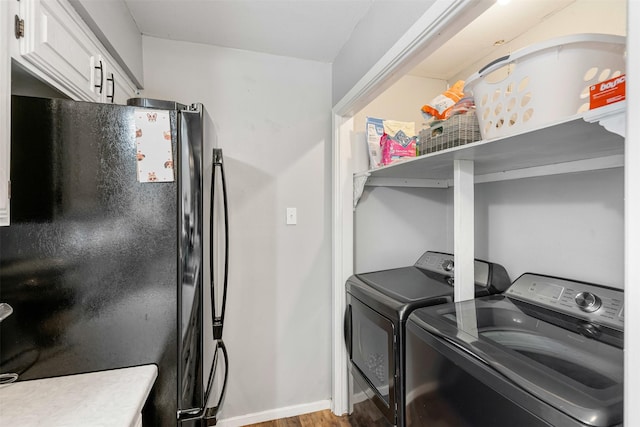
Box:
242;410;352;427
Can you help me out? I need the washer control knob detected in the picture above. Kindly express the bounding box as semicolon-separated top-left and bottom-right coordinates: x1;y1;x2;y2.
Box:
577;322;601;339
442;260;454;272
575;292;602;313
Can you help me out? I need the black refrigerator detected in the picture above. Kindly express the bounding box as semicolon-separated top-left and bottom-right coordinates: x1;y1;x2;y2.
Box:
0;96;229;426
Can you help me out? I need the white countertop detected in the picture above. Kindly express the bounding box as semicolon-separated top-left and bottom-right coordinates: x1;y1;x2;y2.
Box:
0;364;157;427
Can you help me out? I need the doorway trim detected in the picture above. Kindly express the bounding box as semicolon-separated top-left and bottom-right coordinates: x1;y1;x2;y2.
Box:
329;0;493;415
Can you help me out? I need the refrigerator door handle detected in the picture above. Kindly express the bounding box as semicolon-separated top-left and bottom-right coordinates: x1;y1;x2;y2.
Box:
211;148;229;341
0;303;13;322
203;340;229;426
177;340;229;426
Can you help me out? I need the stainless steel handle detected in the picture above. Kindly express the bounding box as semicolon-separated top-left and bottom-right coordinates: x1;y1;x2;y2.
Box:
203;340;229;426
177;340;229;424
0;303;13;322
0;304;19;385
211;148;228;341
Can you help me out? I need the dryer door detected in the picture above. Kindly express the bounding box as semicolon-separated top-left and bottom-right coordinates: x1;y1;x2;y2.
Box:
348;296;396;424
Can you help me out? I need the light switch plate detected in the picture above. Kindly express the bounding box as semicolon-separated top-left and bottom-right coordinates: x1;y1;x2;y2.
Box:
286;207;297;225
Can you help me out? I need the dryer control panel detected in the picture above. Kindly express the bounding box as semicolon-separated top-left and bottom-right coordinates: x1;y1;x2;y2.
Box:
414;251;489;287
506;273;624;331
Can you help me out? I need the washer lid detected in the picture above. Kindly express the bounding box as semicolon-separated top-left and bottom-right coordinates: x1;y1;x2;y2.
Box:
409;296;623;427
355;267;454;303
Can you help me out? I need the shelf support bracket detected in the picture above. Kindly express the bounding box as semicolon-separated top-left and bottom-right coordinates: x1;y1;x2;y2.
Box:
583;101;626;138
453;159;475;302
353;172;370;209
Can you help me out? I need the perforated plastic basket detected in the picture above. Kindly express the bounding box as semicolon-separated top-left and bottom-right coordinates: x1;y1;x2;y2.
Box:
465;33;626;140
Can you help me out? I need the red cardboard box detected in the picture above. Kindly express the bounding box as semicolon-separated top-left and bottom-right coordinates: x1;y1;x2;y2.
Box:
590;74;626;109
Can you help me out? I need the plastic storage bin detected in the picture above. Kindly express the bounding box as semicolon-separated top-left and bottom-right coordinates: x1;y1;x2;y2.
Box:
418;112;480;155
465;33;626;140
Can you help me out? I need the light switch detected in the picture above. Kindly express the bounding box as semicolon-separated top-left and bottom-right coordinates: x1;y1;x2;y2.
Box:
286;207;297;225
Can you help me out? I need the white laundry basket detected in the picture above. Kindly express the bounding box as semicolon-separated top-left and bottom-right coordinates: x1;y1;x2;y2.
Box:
465;33;626;140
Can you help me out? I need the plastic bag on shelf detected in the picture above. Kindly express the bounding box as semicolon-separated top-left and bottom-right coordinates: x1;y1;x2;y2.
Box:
365;117;384;169
421;80;465;121
380;120;417;166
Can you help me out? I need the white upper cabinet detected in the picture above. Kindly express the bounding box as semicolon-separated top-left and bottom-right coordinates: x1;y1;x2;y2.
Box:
11;0;137;104
1;1;11;226
15;0;101;101
103;55;138;105
92;53;138;105
67;0;144;88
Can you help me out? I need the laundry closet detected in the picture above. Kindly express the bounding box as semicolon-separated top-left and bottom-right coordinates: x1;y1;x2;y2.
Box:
332;0;634;424
350;0;625;285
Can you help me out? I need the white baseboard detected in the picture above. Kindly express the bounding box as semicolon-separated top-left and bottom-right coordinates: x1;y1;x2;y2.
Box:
216;400;332;427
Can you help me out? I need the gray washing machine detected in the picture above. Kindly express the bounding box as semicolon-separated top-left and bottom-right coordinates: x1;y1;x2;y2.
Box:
405;273;624;427
344;251;511;427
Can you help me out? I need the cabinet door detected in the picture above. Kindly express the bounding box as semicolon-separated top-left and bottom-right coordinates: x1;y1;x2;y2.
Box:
18;0;101;102
103;58;138;105
1;0;10;225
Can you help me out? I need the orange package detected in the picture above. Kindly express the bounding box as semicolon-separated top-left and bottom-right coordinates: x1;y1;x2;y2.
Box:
421;80;465;120
590;74;625;110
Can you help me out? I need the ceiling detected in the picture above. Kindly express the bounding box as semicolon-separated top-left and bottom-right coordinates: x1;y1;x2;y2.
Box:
124;0;377;63
410;0;576;80
123;0;622;82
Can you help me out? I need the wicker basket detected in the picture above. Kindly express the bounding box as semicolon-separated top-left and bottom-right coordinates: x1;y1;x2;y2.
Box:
418;112;481;155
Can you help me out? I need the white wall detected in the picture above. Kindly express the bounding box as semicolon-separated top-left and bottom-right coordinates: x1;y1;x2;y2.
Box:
355;164;624;287
355;186;451;273
349;74;446;175
474;168;624;288
141;36;332;421
353;74;447;135
331;0;436;106
352;75;450;271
